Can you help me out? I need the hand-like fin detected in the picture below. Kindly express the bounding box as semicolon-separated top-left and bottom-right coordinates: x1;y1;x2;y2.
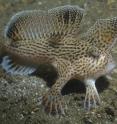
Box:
5;5;84;44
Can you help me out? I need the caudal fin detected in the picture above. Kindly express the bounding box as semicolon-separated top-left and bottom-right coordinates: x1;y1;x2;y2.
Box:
1;56;36;75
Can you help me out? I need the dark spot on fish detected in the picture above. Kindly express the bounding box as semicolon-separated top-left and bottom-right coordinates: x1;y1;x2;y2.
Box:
70;9;77;24
63;9;69;25
48;32;63;47
6;20;19;41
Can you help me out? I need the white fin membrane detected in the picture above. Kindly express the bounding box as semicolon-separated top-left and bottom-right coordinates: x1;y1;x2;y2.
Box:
1;56;36;75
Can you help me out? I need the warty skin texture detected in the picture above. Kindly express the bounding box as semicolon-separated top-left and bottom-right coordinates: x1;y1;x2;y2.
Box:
1;5;117;115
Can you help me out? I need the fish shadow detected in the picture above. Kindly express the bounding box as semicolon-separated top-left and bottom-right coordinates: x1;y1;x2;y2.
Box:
61;76;110;95
32;65;110;95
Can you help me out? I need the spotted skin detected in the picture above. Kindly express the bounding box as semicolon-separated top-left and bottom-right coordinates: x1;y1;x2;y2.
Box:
1;5;117;115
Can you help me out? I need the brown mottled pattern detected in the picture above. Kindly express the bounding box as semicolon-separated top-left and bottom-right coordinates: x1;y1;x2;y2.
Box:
2;5;117;115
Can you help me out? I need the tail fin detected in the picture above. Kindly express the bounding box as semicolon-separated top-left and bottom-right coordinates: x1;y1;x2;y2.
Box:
0;56;36;75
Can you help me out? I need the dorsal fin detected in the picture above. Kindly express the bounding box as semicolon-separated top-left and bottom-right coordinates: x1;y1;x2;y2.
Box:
5;5;84;44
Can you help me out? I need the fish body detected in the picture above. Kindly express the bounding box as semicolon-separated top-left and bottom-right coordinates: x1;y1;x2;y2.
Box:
1;5;117;115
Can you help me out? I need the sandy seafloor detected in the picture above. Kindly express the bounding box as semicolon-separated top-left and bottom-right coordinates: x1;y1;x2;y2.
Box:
0;0;117;124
